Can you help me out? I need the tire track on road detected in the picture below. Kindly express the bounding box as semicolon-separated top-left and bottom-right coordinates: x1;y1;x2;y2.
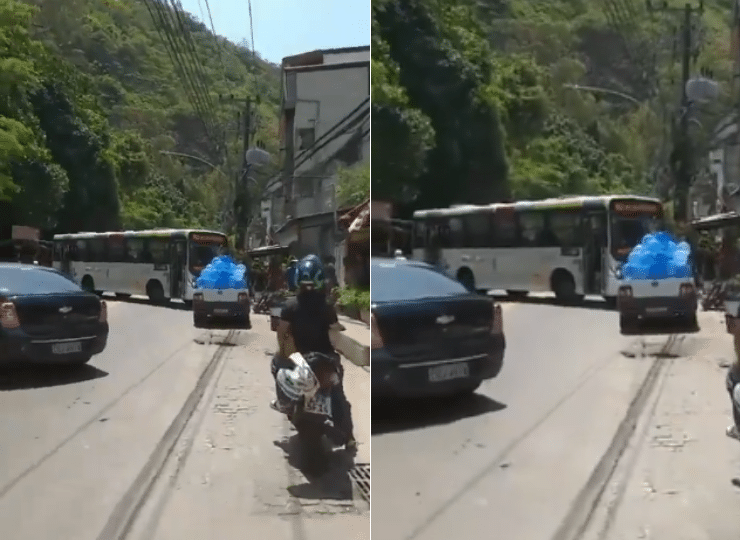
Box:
404;333;671;540
0;337;198;500
550;334;681;540
97;329;236;540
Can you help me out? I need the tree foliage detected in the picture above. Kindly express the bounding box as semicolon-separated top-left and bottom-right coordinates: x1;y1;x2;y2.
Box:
372;0;735;214
0;0;282;236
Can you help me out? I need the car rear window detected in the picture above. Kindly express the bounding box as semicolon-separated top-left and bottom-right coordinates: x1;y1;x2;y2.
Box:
0;266;82;295
371;262;468;302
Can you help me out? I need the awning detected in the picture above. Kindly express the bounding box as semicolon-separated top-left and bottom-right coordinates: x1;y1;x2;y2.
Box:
691;212;740;231
338;199;370;231
247;245;290;257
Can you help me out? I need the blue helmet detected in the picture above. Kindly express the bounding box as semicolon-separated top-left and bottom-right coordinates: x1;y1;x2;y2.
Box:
296;255;325;289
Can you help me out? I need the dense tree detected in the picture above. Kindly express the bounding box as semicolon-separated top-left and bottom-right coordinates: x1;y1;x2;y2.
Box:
0;0;282;236
372;0;734;212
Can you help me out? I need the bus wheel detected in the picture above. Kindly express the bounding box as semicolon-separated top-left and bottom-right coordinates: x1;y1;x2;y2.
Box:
147;280;166;304
81;276;95;293
552;270;578;303
457;269;475;292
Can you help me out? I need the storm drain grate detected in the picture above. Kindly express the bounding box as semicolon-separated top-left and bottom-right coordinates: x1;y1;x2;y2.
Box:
349;463;370;502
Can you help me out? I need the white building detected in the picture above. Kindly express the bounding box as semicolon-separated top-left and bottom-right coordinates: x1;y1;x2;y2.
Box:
259;46;370;259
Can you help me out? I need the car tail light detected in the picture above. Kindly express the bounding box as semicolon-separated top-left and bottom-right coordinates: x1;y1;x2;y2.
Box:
492;301;503;335
238;292;248;303
193;293;204;302
370;312;383;350
98;301;107;323
679;283;695;297
0;302;20;329
618;286;633;298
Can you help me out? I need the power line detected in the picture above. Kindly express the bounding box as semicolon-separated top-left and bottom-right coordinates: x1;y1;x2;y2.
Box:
293;97;370;164
145;0;216;136
143;0;212;131
293;108;370;171
201;0;225;71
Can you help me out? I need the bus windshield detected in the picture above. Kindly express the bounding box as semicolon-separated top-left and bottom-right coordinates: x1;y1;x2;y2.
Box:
188;233;227;275
609;200;663;261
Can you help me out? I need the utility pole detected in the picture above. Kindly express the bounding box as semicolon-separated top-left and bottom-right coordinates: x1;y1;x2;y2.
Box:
646;0;704;224
219;94;255;250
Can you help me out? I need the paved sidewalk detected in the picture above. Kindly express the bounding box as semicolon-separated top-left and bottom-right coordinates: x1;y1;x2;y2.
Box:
583;311;740;540
127;318;369;540
333;316;370;367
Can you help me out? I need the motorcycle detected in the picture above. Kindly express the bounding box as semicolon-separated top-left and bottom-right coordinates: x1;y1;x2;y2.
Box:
273;352;345;472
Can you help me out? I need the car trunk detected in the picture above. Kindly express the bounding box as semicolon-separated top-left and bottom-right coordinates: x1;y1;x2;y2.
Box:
373;295;493;361
11;293;101;338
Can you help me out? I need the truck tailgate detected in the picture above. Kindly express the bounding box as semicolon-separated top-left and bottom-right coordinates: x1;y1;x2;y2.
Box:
622;277;689;298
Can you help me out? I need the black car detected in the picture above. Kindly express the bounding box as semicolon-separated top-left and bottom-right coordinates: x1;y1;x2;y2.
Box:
0;263;109;365
371;257;505;398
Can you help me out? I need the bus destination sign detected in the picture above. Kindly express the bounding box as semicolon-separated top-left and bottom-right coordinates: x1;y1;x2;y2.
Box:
612;201;661;216
191;233;226;245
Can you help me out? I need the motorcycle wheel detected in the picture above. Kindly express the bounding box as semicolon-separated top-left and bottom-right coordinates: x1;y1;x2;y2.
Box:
294;419;329;475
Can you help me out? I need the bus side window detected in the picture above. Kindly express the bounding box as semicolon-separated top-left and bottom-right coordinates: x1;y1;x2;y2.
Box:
519;211;544;247
147;238;168;265
108;237;126;263
462;213;492;248
550;210;582;247
492;211;518;247
448;217;465;248
127;238;144;262
75;240;88;262
88;238;106;263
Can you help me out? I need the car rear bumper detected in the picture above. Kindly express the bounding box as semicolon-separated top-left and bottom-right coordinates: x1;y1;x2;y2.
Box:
193;301;250;318
0;325;109;364
372;334;505;398
618;295;697;319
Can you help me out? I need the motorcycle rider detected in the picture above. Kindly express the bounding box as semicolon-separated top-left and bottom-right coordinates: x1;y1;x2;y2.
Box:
270;255;356;450
285;256;299;292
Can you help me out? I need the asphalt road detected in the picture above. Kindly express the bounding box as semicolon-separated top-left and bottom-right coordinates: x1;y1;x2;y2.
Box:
0;297;368;540
371;297;684;540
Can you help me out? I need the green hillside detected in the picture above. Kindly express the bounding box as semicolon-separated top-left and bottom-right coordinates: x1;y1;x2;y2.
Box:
372;0;735;215
0;0;281;237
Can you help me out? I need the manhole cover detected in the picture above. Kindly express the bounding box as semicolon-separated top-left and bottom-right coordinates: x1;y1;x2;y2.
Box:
349;463;370;502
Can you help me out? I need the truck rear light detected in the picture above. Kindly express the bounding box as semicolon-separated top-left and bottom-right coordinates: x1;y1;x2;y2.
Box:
618;286;633;298
238;292;248;303
492;301;503;335
679;283;695;297
370;312;383;350
0;302;20;329
193;293;204;302
98;301;107;323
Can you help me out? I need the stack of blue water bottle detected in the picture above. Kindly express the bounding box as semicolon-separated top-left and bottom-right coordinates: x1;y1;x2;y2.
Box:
194;255;247;289
621;232;693;280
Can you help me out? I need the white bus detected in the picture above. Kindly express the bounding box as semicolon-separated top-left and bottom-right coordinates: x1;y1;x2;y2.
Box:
412;195;664;303
52;229;229;304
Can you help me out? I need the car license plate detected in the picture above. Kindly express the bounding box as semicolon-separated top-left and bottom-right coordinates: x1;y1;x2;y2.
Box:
214;308;229;315
304;394;332;416
646;307;668;314
429;363;469;382
52;341;82;354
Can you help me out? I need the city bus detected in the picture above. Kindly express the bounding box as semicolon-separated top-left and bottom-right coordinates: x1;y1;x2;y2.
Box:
52;229;229;304
412;195;664;303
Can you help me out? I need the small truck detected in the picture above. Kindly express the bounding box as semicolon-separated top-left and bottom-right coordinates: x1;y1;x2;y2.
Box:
616;276;698;334
192;286;251;329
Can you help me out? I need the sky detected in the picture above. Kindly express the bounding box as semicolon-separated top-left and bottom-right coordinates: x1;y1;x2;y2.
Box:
178;0;370;64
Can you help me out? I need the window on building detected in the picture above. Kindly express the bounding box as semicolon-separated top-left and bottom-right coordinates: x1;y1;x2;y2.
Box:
297;127;315;150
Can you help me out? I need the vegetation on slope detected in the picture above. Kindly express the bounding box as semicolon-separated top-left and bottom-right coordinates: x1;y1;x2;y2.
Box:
372;0;735;215
1;0;282;237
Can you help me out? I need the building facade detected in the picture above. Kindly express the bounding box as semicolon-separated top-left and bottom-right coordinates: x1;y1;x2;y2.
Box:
258;46;370;262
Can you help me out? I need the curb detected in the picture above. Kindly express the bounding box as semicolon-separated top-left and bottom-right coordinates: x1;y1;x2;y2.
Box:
333;331;370;367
